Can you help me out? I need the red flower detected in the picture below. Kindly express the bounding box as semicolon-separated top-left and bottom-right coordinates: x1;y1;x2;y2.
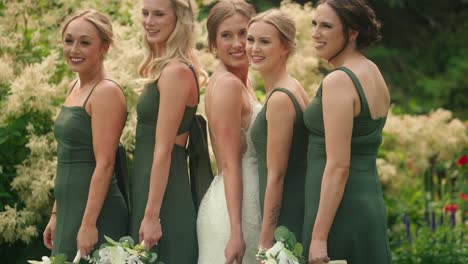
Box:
457;155;468;166
444;204;458;213
461;192;468;201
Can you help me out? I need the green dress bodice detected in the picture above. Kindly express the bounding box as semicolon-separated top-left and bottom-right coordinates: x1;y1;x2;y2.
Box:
250;88;307;241
302;66;392;264
52;80;128;262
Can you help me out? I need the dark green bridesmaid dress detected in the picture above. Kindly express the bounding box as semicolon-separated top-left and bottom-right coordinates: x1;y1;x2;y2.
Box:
130;64;199;263
302;66;392;263
250;88;307;241
52;79;129;262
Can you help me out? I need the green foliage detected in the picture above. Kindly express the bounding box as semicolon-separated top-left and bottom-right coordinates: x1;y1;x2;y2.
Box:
391;216;468;264
366;0;468;118
0;111;53;209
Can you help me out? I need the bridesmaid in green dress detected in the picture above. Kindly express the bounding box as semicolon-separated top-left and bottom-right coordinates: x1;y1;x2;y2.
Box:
130;0;203;263
43;9;128;261
248;9;309;249
303;1;392;263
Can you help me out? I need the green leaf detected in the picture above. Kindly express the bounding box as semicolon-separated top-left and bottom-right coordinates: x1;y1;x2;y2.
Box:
104;235;119;246
93;249;101;260
286;232;297;249
119;236;135;247
52;254;67;264
149;252;158;263
293;243;304;257
274;226;290;242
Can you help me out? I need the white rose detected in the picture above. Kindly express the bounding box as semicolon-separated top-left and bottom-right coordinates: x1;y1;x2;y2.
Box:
41;256;51;264
277;250;289;264
106;246;128;264
264;258;277;264
266;241;284;258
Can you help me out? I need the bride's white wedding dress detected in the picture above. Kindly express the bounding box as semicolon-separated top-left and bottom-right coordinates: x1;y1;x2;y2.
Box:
197;95;262;264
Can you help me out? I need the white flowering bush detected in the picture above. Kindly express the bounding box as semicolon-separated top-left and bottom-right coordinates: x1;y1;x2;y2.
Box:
378;109;468;196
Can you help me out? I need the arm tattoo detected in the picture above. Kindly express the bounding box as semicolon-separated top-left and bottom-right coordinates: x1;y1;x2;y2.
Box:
268;205;281;226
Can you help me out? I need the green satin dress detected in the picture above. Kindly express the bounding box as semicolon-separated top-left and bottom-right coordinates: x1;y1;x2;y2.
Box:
52;80;129;262
302;67;392;263
130;64;199;263
250;88;307;241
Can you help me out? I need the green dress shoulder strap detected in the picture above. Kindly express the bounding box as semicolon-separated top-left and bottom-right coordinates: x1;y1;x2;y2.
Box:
331;66;371;117
176;62;199;135
266;87;303;118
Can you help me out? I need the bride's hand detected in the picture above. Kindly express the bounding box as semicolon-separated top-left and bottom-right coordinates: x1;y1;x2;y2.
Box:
139;216;162;249
225;232;245;264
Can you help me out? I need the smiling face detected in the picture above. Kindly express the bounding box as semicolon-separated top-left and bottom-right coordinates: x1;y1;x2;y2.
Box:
246;21;288;73
62;18;107;74
311;3;347;61
141;0;177;50
215;13;250;70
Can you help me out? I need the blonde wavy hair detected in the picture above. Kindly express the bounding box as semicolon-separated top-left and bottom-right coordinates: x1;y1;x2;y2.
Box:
139;0;205;84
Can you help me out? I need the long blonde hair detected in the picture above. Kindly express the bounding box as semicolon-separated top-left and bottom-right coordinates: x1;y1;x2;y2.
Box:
139;0;204;84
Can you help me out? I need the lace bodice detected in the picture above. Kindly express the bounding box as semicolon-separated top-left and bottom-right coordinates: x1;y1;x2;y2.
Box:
243;94;262;159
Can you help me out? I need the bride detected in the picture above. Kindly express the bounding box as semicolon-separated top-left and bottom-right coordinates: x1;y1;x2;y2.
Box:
197;1;260;263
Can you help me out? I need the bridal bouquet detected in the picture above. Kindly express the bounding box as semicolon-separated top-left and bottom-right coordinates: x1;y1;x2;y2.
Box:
256;226;306;264
28;254;69;264
29;236;163;264
82;236;163;264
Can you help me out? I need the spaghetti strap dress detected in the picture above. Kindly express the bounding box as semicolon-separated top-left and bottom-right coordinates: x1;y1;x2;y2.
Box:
52;79;129;262
250;88;308;241
130;63;200;263
302;66;392;263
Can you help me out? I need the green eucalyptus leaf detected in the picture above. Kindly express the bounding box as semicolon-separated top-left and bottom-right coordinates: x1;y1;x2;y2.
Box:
274;226;290;241
149;252;158;263
119;236;135;247
93;249;101;260
104;235;119;246
52;254;67;264
293;243;304;257
286;232;297;249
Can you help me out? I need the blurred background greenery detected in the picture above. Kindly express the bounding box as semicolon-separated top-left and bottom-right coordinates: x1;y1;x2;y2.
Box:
236;0;468;118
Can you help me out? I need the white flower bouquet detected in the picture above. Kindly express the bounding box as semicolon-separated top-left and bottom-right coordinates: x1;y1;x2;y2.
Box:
256;226;306;264
28;236;163;264
82;236;163;264
28;254;70;264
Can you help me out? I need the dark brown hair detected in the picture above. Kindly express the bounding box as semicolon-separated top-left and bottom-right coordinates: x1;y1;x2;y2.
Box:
317;0;381;50
207;0;256;52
